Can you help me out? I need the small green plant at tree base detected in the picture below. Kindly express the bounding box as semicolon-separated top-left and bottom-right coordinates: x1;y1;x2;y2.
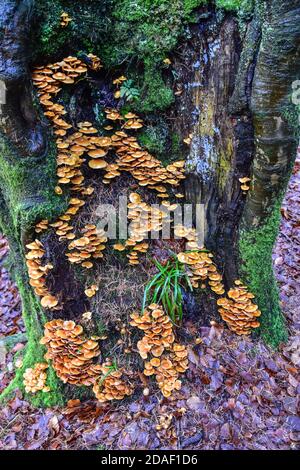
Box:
142;256;193;324
120;80;140;102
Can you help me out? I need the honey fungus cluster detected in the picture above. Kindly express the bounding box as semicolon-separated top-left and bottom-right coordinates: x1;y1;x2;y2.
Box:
102;116;186;195
92;360;133;403
239;177;251;192
174;224;203;251
27;52;264;410
50;199;85;241
85;284;99;298
32;56;181;273
36;196;94;239
32;57;185;202
66;224;107;269
33;56;89;124
23;363;50;394
25;240;59;310
32;55;187;274
177;250;225;295
130;304;188;397
60;12;72;27
124;192;166;265
131;304;175;359
41;320;102;386
217;281;261;335
143;344;189;398
32;56;101;198
114;193;180;265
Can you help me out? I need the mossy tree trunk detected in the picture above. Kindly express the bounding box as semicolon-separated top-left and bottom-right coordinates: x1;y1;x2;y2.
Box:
0;0;299;405
172;0;300;346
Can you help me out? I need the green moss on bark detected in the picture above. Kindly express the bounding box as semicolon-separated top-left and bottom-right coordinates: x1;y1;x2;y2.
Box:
0;135;68;239
0;134;68;406
97;1;208;113
31;1;252;117
239;198;288;348
0;274;65;407
32;0;114;60
216;0;243;11
99;0;206;63
139;124;168;156
215;0;255;15
32;1;209;114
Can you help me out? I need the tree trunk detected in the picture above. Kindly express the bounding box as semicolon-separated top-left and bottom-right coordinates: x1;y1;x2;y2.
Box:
0;0;299;405
172;0;300;345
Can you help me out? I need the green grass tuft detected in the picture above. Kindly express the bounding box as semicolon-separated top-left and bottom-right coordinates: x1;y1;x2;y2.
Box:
143;256;193;324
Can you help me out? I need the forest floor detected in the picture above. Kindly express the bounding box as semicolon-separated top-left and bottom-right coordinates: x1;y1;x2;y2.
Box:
0;152;299;450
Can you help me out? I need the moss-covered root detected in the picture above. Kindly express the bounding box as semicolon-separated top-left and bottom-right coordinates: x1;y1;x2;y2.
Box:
238;200;288;349
0;274;65;408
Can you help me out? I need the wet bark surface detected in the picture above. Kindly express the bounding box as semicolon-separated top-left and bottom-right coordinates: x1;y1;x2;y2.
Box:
172;14;257;285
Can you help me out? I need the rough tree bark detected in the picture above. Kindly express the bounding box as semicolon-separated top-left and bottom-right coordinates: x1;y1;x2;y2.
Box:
0;0;299;405
172;0;300;343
